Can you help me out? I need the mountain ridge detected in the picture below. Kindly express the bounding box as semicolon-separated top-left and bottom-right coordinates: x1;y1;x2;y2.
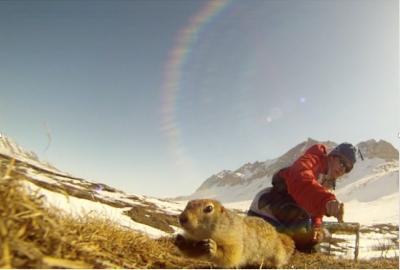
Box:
1;132;398;206
0;132;63;175
178;138;398;203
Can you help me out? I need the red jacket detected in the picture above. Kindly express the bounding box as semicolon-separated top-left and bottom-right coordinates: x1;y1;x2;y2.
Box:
278;144;336;228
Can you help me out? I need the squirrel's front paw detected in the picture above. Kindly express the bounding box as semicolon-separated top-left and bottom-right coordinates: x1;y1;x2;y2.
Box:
198;238;217;257
175;234;186;247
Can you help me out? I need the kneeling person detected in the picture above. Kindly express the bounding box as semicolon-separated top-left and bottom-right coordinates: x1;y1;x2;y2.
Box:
248;143;357;250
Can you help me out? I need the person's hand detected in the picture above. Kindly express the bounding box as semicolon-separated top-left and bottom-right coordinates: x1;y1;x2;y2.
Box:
325;200;342;218
312;227;324;243
313;228;324;243
311;227;331;245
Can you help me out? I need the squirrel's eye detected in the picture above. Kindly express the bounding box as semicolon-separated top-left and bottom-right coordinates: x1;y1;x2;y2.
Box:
204;205;214;213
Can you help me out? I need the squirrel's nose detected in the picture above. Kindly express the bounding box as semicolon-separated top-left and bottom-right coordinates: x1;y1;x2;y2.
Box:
179;214;188;225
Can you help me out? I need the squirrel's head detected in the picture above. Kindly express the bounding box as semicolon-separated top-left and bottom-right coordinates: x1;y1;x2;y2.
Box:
179;199;225;239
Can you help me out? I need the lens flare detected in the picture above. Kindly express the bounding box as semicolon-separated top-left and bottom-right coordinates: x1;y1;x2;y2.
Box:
299;97;307;103
160;0;232;173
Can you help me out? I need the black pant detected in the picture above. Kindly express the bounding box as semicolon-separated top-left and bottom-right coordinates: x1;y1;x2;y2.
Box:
257;187;311;231
253;171;319;250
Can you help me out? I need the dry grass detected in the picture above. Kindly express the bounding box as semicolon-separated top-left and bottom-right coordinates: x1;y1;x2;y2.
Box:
287;252;398;269
0;157;398;268
0;159;211;268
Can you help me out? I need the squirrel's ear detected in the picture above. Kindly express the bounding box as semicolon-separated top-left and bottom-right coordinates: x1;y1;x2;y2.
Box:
220;206;225;213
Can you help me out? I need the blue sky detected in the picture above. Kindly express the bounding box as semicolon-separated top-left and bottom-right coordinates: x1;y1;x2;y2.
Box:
0;0;398;197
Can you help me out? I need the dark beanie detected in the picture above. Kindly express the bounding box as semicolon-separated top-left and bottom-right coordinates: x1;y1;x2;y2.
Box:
329;143;357;165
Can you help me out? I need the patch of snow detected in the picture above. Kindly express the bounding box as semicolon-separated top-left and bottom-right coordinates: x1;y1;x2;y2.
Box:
329;232;399;260
23;180;168;239
324;193;399;225
0;147;69;176
170;225;185;235
94;189;145;207
142;197;187;215
216;170;231;178
24;168;61;186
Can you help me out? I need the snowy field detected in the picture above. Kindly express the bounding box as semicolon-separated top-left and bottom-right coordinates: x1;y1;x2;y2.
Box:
225;198;399;260
23;181;170;239
2;141;398;261
224;194;399;226
22;176;398;260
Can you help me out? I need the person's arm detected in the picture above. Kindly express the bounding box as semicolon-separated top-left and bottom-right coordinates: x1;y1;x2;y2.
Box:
312;215;323;228
285;153;336;217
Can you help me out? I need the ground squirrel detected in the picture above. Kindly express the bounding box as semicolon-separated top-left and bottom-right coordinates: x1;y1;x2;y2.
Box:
176;199;294;268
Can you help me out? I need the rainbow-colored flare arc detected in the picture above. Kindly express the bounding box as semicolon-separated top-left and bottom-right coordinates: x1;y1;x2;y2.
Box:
161;0;231;166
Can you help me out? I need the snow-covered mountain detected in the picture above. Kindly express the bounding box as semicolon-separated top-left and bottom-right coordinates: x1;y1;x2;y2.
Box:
0;133;185;238
0;132;62;174
182;138;399;207
0;132;39;161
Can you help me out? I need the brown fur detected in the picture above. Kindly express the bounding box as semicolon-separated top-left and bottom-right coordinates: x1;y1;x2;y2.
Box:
177;199;295;268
